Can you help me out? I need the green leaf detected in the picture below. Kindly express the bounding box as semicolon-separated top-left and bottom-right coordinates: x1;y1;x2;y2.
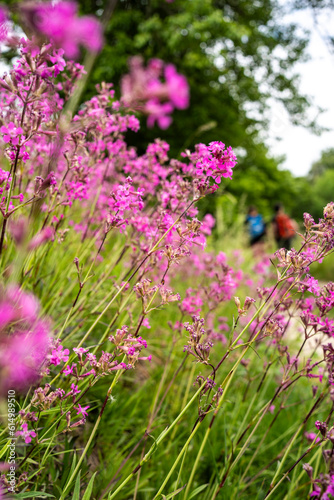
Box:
26;458;39;465
14;492;56;499
158;484;186;499
66;453;77;486
82;471;98;500
72;471;81;500
189;484;209;499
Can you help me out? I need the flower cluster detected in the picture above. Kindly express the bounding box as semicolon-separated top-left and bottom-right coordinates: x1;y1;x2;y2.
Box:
183;316;213;363
0;286;50;396
182;141;237;187
21;1;103;58
121;56;189;129
108;326;151;367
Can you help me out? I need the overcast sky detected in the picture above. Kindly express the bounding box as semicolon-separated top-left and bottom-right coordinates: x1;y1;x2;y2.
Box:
267;7;334;177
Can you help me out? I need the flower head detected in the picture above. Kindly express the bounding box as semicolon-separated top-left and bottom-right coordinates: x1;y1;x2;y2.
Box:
1;122;23;146
16;423;37;444
27;1;103;58
74;404;90;418
121;57;189;129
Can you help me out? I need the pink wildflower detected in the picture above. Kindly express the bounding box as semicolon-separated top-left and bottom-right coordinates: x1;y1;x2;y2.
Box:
74;404;90;418
1;122;23;146
0;286;49;394
121;56;189;129
0;6;8;42
63;363;76;376
142;318;151;328
28;227;54;250
16;423;37;444
70;384;81;395
49;345;70;366
269;405;275;414
31;1;103;58
304;432;321;443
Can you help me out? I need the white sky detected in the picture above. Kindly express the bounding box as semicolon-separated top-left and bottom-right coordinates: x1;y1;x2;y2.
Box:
267;7;334;176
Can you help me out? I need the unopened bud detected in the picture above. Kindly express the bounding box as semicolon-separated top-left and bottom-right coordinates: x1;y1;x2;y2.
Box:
327;427;334;443
302;463;313;479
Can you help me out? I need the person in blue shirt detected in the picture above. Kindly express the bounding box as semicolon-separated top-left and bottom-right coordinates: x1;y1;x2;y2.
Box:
245;206;267;249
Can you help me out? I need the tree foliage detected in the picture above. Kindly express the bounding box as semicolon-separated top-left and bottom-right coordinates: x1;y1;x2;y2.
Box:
309;148;334;179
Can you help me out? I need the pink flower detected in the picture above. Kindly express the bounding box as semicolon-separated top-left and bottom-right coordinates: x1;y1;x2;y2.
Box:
5;328;47;369
0;287;50;395
16;423;37;444
70;384;81;395
1;122;23;146
28;227;54;250
181;288;203;315
48;49;66;76
0;6;8;42
73;347;89;355
298;275;321;296
32;1;103;58
304;432;321;443
8;287;40;322
164;64;189;109
49;345;70;366
121;57;189;129
74;404;90;418
63;363;76;376
0;322;50;395
142;318;151;328
146;99;173;129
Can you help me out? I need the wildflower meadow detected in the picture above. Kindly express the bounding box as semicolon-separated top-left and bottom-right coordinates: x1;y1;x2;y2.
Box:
0;2;334;499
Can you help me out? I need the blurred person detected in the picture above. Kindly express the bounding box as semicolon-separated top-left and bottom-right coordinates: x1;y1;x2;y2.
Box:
272;203;297;250
245;206;267;256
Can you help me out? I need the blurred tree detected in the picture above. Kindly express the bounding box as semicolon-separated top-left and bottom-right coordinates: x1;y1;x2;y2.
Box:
288;176;317;220
283;148;334;223
293;148;334;220
293;0;334;9
313;169;334;215
293;0;334;59
309;148;334;179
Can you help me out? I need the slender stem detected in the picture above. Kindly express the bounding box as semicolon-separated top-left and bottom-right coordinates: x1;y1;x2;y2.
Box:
265;392;325;497
0;219;7;258
266;441;323;500
153;421;202;499
106;383;204;500
59;394;109;500
183;425;210;499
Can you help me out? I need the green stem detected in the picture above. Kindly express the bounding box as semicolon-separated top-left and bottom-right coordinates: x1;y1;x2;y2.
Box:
183;425;210;499
107;383;204;500
266;392;325;498
59;397;107;499
153;421;202;499
60;368;123;499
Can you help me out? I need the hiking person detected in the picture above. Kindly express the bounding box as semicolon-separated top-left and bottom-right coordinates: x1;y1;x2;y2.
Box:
272;203;297;250
245;206;267;256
